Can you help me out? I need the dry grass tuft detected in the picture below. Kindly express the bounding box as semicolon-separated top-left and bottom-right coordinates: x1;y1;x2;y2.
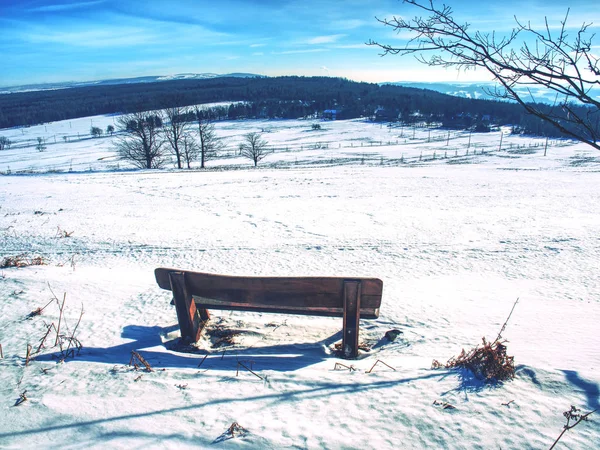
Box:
1;254;47;269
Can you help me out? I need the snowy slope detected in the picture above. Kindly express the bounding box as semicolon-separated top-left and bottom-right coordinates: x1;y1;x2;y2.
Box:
0;116;599;449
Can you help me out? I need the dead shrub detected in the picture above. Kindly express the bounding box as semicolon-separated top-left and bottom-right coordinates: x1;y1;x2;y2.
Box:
432;337;515;381
432;298;519;382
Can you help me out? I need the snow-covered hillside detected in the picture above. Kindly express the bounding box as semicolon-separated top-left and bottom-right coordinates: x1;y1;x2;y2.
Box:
0;115;599;448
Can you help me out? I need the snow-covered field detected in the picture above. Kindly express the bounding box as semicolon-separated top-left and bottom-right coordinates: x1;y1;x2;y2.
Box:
1;114;599;449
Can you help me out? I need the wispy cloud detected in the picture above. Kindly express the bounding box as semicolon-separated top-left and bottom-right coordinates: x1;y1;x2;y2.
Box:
306;34;346;45
26;1;105;13
250;43;266;48
274;48;329;55
331;19;370;30
23;27;159;48
333;44;369;49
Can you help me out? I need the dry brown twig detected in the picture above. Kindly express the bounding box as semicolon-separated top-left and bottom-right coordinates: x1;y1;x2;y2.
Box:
25;344;33;366
47;285;67;347
227;422;248;438
14;391;28;407
56;253;78;270
334;362;356;372
129;351;153;372
236;361;262;379
433;399;456;410
197;354;209;368
495;298;519;343
333;341;371;354
366;359;397;374
26;299;54;320
59;303;84;361
549;406;596;449
55;226;74;238
35;323;56;354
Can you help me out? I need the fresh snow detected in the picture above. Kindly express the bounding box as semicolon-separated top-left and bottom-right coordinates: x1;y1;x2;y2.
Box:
1;114;599;449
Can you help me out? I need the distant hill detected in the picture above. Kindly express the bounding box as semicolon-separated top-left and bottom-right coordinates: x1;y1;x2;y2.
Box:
384;81;600;105
0;73;262;95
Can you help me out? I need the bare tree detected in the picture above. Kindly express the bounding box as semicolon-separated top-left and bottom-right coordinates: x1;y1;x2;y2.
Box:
193;107;223;168
369;0;600;150
181;132;201;169
240;132;271;167
162;106;190;169
115;112;166;169
90;126;103;138
36;137;46;152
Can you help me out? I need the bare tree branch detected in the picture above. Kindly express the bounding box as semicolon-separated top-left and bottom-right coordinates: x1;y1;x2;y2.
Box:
368;0;600;150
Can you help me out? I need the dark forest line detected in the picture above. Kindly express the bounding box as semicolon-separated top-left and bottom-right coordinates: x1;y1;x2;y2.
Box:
0;76;584;139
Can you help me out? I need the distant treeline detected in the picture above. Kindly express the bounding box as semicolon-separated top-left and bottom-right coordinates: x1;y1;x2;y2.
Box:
0;76;589;138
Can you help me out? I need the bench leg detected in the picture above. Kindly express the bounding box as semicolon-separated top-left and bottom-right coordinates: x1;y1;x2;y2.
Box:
169;271;208;342
342;280;361;359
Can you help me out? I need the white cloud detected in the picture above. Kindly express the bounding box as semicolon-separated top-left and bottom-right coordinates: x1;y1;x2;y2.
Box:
24;27;158;48
306;34;346;45
27;1;105;13
273;48;329;55
331;19;370;30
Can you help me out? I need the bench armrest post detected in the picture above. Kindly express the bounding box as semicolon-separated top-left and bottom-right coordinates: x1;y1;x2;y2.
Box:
342;280;361;359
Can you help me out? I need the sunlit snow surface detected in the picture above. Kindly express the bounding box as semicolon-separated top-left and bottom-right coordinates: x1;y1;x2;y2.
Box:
1;115;599;448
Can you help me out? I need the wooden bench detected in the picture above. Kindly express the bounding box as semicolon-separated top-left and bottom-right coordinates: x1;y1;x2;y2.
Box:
154;268;383;359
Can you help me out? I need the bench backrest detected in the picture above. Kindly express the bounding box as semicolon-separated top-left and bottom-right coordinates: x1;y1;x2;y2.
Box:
155;268;383;319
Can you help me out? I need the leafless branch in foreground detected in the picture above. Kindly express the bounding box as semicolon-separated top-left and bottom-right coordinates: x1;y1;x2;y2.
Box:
369;0;600;150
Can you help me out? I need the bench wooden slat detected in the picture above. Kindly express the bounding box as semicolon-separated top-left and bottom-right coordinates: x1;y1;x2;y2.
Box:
188;292;380;318
190;296;379;319
155;268;383;298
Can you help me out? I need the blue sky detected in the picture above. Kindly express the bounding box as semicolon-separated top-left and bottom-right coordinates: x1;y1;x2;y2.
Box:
1;0;598;87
